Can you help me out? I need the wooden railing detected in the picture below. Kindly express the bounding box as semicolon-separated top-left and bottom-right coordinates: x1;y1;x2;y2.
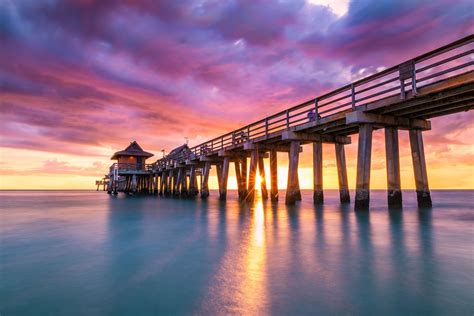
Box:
109;163;154;173
155;35;473;168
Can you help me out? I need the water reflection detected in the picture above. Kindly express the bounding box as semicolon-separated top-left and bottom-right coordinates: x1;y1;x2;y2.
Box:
1;190;472;315
199;199;269;314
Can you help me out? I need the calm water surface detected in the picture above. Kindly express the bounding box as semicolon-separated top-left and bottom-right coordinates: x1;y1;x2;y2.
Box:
1;190;473;315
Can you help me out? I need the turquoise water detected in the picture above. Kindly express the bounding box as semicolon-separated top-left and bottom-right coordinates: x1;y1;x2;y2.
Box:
1;190;473;315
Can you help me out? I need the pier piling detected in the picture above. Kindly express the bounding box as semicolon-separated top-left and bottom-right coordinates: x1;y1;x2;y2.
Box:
385;127;402;207
258;156;268;200
313;142;324;204
335;143;350;203
201;162;211;199
409;129;432;207
219;157;230;200
286;141;301;205
355;124;373;210
246;148;259;202
270;150;278;201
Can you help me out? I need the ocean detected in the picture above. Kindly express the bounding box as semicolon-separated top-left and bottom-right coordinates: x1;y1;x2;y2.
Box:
1;190;473;315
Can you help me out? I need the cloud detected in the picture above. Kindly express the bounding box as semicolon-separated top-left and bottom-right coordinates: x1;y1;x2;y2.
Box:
0;0;472;188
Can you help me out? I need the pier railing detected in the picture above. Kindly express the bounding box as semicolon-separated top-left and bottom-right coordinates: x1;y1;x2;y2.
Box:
109;163;154;173
155;35;473;167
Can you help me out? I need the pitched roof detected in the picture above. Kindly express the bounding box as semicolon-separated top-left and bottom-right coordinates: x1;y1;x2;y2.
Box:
164;144;192;160
111;141;154;160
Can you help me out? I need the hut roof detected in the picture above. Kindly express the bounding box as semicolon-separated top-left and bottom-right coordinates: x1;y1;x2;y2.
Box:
166;144;192;160
111;141;154;160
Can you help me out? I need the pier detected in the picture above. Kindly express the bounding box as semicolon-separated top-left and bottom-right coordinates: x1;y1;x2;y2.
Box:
103;35;473;209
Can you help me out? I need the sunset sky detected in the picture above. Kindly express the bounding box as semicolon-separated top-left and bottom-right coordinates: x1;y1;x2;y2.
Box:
1;0;473;190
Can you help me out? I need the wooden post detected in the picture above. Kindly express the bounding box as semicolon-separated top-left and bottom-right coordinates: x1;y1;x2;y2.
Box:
313;142;324;204
174;168;183;196
409;129;432;207
335;143;350;203
295;172;302;201
132;174;137;193
189;166;199;197
385;127;402;207
235;160;243;199
246;149;259;202
154;175;159;194
166;170;173;196
355;124;373;210
160;171;166;196
180;170;188;197
201;162;211;199
219;157;230;200
270;150;278;201
258;156;268;200
216;163;222;194
241;157;248;199
286;141;300;205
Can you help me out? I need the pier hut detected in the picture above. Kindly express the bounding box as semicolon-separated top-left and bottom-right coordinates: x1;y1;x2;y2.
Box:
107;141;155;194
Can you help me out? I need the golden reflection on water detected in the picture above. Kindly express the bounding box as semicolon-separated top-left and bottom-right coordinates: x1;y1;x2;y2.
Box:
199;197;269;314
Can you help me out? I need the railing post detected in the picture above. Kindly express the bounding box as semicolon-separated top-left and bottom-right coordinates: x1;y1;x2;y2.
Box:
412;64;418;96
351;84;356;110
221;137;223;150
399;61;415;100
286;110;290;129
314;98;319;121
265;118;269;138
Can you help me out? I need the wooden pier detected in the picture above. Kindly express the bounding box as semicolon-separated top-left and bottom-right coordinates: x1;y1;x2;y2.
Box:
103;35;474;209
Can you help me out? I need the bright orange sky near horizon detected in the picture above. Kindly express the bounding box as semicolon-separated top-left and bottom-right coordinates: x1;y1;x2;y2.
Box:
1;0;473;190
1;118;473;190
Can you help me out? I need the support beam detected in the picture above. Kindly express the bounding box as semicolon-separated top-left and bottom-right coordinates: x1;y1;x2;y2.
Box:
345;111;431;130
201;162;211;199
355;124;373;210
385;127;402;207
270;150;278;201
281;131;351;144
286;141;301;205
335;143;350;203
409;129;432;207
246;149;259;202
313;142;324;204
219;157;230;200
258;156;268;200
